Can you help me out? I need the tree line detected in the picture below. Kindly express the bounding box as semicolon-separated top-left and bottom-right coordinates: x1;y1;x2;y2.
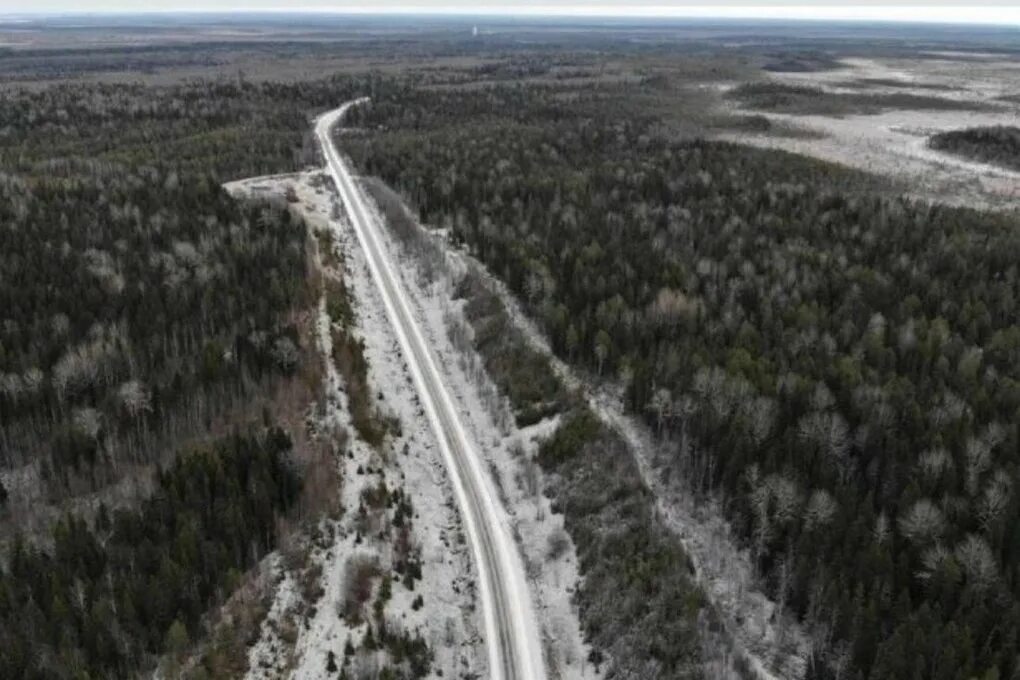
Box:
929;125;1020;172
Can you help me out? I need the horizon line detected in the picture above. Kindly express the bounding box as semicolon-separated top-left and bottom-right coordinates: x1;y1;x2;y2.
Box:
5;6;1020;28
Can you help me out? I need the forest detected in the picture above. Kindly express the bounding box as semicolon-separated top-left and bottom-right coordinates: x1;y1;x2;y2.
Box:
538;408;708;678
0;59;378;677
347;82;1020;680
929;125;1020;172
0;428;301;679
727;81;991;115
0;74;392;510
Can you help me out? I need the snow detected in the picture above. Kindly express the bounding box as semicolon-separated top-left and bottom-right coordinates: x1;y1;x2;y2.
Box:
772;56;1020;102
323;183;484;679
722;106;1020;209
320;103;555;680
246;556;300;677
228;171;483;679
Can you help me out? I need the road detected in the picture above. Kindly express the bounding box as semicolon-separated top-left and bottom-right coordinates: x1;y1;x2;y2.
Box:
315;101;547;680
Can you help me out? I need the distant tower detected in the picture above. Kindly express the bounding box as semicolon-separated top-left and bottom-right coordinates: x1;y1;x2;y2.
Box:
472;25;479;37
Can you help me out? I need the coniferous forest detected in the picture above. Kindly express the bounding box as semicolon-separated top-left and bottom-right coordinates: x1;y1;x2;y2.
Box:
0;429;300;678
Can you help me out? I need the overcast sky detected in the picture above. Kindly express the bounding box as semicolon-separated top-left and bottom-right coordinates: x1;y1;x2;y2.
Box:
3;2;1020;26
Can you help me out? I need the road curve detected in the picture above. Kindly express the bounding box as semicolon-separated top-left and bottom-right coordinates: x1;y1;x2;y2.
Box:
315;101;547;680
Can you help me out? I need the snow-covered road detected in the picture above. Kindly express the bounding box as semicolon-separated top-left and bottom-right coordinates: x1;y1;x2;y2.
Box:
315;101;547;680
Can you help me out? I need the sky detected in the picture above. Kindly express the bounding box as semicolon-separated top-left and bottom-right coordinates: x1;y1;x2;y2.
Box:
3;2;1020;26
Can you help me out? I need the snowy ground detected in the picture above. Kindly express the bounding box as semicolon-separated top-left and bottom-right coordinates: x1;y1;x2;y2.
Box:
721;55;1020;210
322;106;547;680
226;172;483;679
351;175;602;680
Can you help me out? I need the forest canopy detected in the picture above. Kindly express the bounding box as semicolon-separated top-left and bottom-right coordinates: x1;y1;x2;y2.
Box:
0;75;382;505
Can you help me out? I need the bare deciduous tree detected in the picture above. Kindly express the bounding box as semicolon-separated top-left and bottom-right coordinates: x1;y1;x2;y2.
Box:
798;410;851;483
898;498;945;545
117;380;152;419
805;489;837;531
977;469;1011;532
873;512;890;545
917;447;951;483
916;544;953;582
964;436;992;497
955;534;997;594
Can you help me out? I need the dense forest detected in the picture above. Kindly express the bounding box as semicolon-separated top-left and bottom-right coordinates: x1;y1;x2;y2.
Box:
929;125;1020;172
727;80;991;115
0;173;306;471
0;65;377;676
538;408;707;678
0;75;389;508
347;84;1020;680
0;428;301;679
